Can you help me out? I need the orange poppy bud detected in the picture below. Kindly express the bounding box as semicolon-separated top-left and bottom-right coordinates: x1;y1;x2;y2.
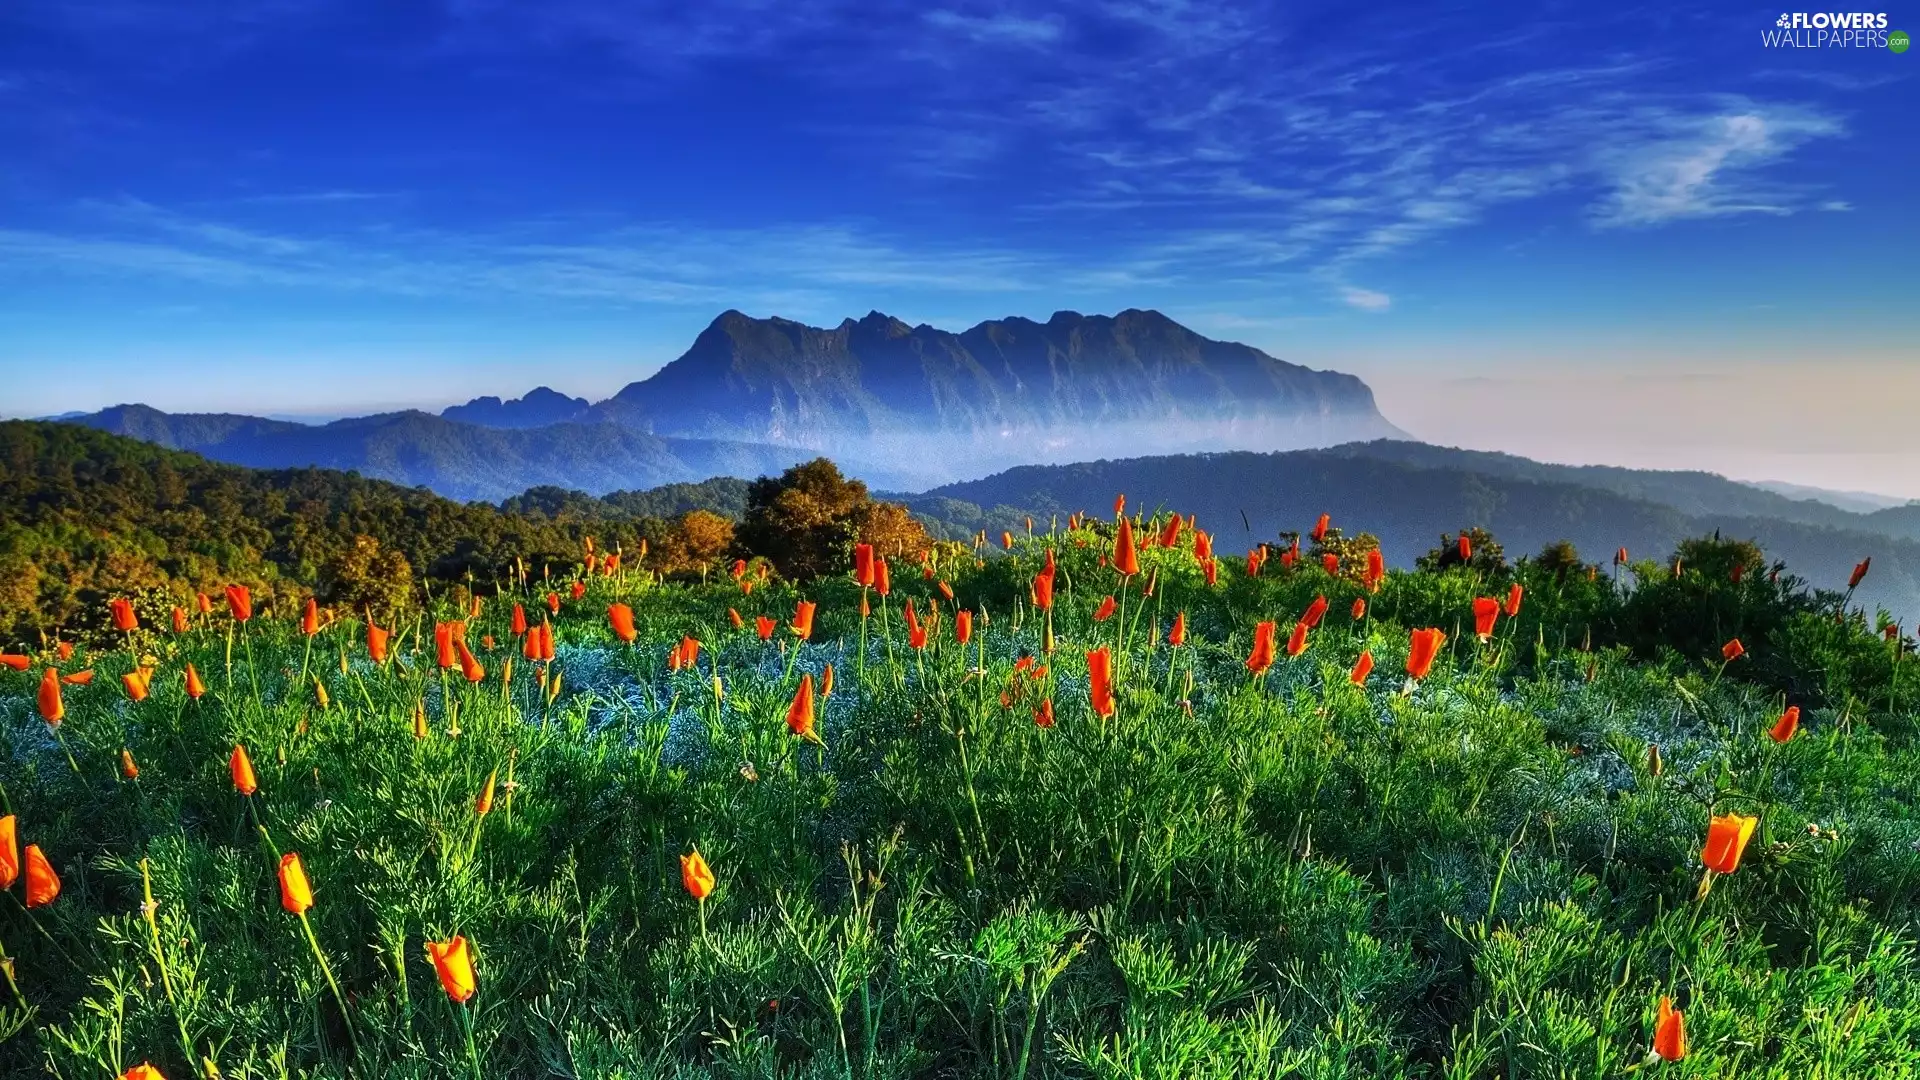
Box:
1407;627;1448;681
1503;582;1524;618
1301;595;1329;629
121;748;139;779
1458;534;1472;561
434;622;456;669
230;744;258;795
1093;595;1117;622
1168;611;1187;646
196;591;212;614
1087;647;1116;717
0;815;17;888
1701;812;1758;874
540;622;556;662
109;597;138;632
681;849;715;900
184;663;206;698
853;543;876;587
225;584;252;623
1002;531;1014;550
455;641;484;683
1193;530;1212;560
1653;996;1686;1061
1849;557;1870;589
1246;621;1277;675
1350;650;1375;685
1032;571;1055;610
1202;557;1218;586
875;557;891;597
510;604;527;636
172;606;189;634
791;600;816;641
1113;494;1125;516
475;769;497;815
955;609;973;644
1285;620;1309;658
570;580;586;601
1473;596;1499;641
546;591;561;615
37;667;63;725
1351;598;1367;620
787;673;819;742
1112;517;1140;576
1365;548;1386;591
1770;705;1800;743
412;701;429;739
301;597;320;636
24;844;59;907
608;603;636;643
1721;638;1745;662
278;852;313;914
728;608;744;630
425;935;477;1003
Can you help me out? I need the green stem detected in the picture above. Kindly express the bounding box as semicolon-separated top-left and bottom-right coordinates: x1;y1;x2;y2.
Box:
298;910;359;1056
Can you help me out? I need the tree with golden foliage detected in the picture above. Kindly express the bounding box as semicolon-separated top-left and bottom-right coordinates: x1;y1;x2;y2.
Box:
735;459;928;580
653;510;736;580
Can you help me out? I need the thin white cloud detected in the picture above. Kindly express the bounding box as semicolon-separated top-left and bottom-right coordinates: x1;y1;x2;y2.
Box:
1590;106;1843;228
1340;287;1390;312
923;9;1062;44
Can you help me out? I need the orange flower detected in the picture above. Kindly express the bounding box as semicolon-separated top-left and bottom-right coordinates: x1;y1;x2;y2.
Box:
510;604;527;636
821;663;835;698
118;1062;167;1080
171;605;189;634
787;673;819;742
37;667;63;725
1457;534;1472;561
121;748;139;779
1245;550;1262;577
225;584;252;622
730;558;747;580
1351;598;1367;620
185;663;206;698
681;849;715;900
1503;582;1524;618
539;622;556;662
435;622;456;669
1350;650;1375;685
1653;996;1687;1061
1769;705;1800;743
455;640;485;683
955;609;973;644
1158;516;1181;549
854;543;876;587
1087;647;1115;717
1033;697;1055;728
1365;548;1386;591
791;600;817;640
1301;595;1329;629
24;845;59;907
1093;595;1117;622
61;669;94;685
230;744;258;795
1113;517;1140;576
301;597;320;636
109;597;138;632
1721;638;1745;662
278;852;313;914
875;556;891;597
1321;553;1339;575
1701;812;1758;874
196;591;212;614
425;935;478;1003
122;670;150;702
1407;627;1447;681
0;654;26;671
546;591;561;615
1285;620;1310;658
0;815;16;888
1615;547;1628;565
1849;557;1870;589
1113;493;1126;516
1473;596;1499;641
1246;621;1277;676
1202;558;1218;586
367;621;390;663
755;616;776;641
1193;530;1212;561
1033;570;1055;610
679;636;702;670
475;769;498;815
608;603;637;643
1168;611;1187;646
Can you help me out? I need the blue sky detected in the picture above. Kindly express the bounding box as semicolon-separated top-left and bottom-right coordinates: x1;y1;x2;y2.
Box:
1;1;1915;492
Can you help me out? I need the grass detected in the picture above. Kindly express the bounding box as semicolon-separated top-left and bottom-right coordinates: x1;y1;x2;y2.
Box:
0;516;1917;1078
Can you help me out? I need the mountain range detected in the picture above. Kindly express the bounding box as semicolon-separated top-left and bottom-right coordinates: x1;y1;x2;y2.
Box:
58;308;1403;498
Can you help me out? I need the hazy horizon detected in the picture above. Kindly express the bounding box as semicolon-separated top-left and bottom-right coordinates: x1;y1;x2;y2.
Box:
2;2;1912;497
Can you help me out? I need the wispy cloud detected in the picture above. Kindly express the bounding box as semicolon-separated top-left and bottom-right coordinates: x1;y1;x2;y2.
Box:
1590;105;1843;227
1340;287;1391;312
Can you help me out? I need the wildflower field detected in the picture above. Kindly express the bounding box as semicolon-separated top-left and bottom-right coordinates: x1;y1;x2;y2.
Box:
1;504;1917;1079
